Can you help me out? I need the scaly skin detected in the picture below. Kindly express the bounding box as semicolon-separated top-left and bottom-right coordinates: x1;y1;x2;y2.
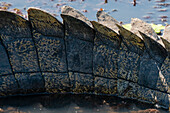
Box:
0;8;169;110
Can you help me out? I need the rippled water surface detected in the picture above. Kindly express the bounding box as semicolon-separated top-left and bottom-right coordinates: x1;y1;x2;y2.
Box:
0;0;169;25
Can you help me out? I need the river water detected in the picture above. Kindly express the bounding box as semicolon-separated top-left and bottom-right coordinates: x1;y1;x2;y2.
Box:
0;0;169;113
0;0;169;25
0;94;168;113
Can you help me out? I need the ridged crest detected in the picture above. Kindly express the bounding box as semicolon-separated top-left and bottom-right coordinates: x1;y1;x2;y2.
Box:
61;14;94;42
131;18;165;47
116;24;145;55
96;11;121;34
61;6;92;28
0;11;31;37
28;8;64;37
91;21;121;48
139;32;168;64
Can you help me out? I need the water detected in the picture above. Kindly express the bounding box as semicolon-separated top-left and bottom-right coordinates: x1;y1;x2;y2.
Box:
0;0;169;25
0;94;168;113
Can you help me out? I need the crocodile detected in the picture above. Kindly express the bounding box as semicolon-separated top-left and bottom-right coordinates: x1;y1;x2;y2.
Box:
0;6;169;110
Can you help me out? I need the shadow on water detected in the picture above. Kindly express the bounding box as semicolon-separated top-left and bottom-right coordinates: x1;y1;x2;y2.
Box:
0;94;168;113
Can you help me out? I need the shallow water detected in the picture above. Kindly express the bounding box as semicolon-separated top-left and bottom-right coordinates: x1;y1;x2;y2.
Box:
0;0;169;25
0;94;168;113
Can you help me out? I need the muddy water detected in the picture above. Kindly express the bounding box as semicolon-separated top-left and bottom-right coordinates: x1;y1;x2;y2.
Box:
0;0;169;25
0;0;169;113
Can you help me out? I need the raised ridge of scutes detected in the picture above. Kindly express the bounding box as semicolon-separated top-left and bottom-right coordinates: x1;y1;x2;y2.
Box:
117;24;145;55
0;10;43;96
139;32;168;65
0;11;31;38
28;8;64;37
96;11;121;34
61;14;94;42
91;21;120;80
28;8;68;94
61;14;94;93
61;6;93;28
91;21;121;48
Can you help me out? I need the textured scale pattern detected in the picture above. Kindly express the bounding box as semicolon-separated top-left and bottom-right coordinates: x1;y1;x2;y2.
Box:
0;8;169;110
